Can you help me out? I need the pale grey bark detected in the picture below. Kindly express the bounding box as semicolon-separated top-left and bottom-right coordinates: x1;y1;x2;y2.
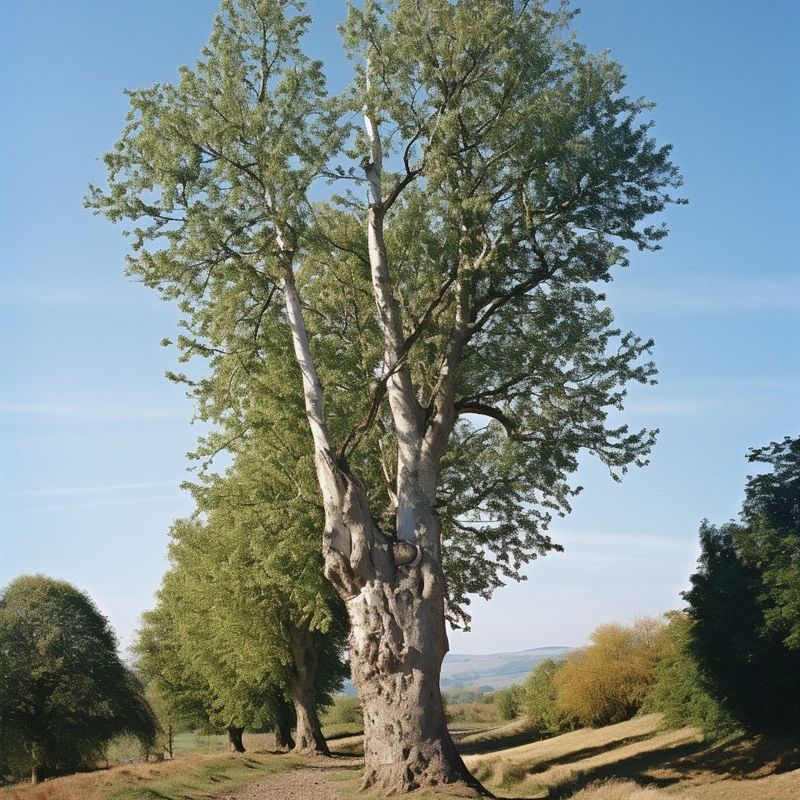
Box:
272;108;485;791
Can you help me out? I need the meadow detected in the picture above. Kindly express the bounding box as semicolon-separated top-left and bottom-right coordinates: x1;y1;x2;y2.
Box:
4;703;798;800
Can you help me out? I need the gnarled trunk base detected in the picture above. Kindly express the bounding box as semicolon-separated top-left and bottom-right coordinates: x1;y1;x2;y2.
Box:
345;553;488;795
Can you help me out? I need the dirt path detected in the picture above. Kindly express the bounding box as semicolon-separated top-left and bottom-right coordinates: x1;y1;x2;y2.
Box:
222;759;358;800
221;768;341;799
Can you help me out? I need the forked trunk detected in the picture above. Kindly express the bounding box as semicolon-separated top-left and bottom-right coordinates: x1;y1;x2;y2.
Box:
227;727;245;753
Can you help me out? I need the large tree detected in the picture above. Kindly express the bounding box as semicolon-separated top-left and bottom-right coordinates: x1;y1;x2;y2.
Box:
89;0;681;791
0;576;158;784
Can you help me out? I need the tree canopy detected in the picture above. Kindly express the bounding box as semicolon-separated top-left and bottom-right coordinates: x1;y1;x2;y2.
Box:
87;0;680;622
0;575;158;783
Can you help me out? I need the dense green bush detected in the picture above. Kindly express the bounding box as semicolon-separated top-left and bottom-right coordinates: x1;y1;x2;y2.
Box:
321;694;362;726
642;613;739;740
0;575;157;783
495;685;526;721
522;659;577;738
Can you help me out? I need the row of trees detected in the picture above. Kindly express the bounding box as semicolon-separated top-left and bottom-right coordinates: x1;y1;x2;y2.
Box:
134;407;350;753
88;0;681;791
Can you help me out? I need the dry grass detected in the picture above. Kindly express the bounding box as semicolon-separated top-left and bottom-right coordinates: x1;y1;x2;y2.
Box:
3;717;798;800
564;779;693;799
456;717;540;755
0;751;301;800
464;713;800;800
465;714;673;787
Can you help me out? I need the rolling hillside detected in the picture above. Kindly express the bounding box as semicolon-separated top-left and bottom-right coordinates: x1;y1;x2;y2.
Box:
441;646;573;691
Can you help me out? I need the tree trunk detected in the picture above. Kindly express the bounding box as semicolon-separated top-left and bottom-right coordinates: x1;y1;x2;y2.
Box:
273;698;296;750
344;549;485;793
227;727;246;753
288;624;330;754
280;236;485;792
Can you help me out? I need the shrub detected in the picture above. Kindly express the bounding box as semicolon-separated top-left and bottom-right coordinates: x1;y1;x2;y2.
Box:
321;694;361;726
642;612;739;740
554;617;668;727
495;685;525;721
522;658;577;737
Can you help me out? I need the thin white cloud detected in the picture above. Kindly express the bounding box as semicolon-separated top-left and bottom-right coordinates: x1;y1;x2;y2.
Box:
613;276;800;311
625;398;723;416
8;480;181;498
0;281;136;307
0;403;188;422
0;494;186;516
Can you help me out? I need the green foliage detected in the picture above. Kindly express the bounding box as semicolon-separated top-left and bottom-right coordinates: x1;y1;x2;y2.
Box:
685;520;800;734
738;436;800;649
522;658;577;738
0;575;158;782
553;617;668;727
89;0;682;631
495;685;525;721
643;613;739;740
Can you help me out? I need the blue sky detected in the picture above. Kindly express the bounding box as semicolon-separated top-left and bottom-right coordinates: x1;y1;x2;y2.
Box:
2;1;798;655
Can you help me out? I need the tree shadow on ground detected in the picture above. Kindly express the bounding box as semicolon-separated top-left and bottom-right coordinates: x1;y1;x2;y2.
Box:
456;730;541;756
544;735;800;799
520;733;658;775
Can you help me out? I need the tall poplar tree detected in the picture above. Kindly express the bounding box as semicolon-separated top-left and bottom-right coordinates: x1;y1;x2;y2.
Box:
89;0;682;791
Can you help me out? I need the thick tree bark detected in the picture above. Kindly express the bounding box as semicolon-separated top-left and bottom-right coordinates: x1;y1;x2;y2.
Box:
227;727;246;753
288;624;330;754
346;551;483;793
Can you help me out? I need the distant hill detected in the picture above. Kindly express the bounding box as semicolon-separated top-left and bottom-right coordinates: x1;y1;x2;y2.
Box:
441;646;573;691
340;646;572;696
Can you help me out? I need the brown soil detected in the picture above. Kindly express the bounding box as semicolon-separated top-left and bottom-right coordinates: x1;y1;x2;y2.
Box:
222;758;356;800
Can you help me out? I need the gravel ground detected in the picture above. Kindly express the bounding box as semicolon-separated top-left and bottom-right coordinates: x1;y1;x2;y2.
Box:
222;757;360;800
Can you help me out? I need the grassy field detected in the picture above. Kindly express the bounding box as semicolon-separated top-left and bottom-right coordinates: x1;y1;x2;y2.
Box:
464;713;800;799
0;752;303;800
3;713;798;800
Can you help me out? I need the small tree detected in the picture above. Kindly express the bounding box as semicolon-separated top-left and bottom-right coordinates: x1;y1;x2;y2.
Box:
0;576;158;783
495;685;525;721
554;617;668;727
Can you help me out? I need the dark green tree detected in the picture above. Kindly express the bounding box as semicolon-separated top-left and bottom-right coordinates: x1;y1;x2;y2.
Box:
738;436;800;649
89;0;681;790
0;576;158;783
683;434;800;735
685;521;800;733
